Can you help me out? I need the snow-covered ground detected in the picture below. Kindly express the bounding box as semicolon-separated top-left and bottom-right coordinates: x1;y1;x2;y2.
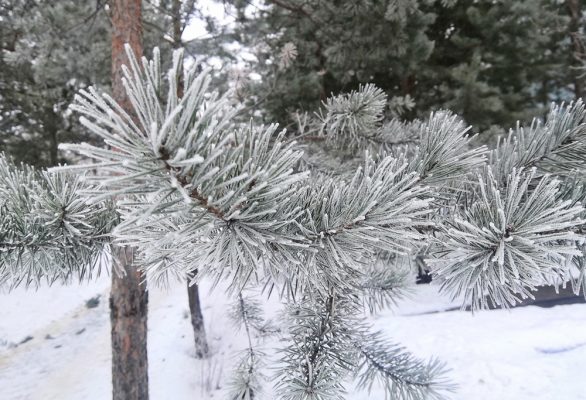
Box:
1;276;585;400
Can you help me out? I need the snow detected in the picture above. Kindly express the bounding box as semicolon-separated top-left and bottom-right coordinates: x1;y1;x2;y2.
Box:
1;279;585;400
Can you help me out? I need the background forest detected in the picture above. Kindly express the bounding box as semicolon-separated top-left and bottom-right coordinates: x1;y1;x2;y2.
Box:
3;0;586;167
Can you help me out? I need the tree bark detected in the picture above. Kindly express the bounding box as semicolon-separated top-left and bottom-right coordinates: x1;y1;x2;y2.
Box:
109;1;149;399
111;0;143;109
110;246;149;400
187;278;209;358
170;0;210;358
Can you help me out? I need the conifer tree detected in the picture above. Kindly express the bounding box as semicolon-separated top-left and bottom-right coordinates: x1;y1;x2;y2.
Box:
0;0;175;168
2;42;586;400
1;0;212;388
419;0;571;130
0;0;112;166
108;2;149;399
227;0;574;132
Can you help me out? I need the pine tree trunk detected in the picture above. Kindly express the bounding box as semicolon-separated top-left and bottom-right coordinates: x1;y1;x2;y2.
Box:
109;1;149;399
110;247;149;400
187;280;209;358
170;0;210;359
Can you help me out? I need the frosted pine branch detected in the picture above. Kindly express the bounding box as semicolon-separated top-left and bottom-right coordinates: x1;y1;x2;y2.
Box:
355;331;454;400
228;294;272;399
431;167;585;309
490;100;586;180
277;292;453;400
0;153;115;288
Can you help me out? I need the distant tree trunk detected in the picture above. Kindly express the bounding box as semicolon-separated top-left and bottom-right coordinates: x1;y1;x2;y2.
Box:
541;79;549;108
109;1;149;399
187;274;209;358
568;0;584;99
45;106;59;166
170;0;210;358
400;74;416;97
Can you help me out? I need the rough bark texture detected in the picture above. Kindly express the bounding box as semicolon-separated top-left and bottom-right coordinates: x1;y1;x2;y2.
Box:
110;247;149;400
111;0;143;108
109;1;149;399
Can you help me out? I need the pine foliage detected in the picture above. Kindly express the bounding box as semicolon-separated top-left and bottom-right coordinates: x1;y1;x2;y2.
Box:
61;47;308;287
0;154;115;287
276;293;453;400
57;47;460;399
432;101;586;309
432;167;584;309
3;46;586;400
228;294;272;400
228;0;572;130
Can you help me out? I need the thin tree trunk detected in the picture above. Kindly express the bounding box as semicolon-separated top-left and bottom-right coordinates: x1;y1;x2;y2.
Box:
109;1;149;399
45;107;59;166
568;0;584;99
187;277;209;358
170;0;210;358
171;0;184;98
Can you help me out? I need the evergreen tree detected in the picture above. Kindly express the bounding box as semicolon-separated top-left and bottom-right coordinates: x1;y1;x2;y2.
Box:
2;44;584;399
0;0;112;166
228;0;438;126
0;0;175;167
227;0;575;132
1;0;213;378
419;0;571;130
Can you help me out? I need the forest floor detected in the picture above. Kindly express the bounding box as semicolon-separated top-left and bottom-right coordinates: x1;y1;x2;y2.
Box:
1;275;585;400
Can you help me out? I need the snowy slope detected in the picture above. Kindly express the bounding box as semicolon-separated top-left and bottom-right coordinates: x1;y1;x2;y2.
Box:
1;278;585;400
